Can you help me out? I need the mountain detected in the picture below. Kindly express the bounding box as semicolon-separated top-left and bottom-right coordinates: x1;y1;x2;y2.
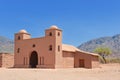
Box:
78;34;120;58
0;36;14;53
1;34;120;58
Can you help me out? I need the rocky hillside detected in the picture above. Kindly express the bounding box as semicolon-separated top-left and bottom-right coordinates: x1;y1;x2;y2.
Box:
1;34;120;58
0;36;14;53
78;34;120;58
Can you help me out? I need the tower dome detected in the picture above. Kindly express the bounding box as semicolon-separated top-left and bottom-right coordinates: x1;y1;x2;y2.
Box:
50;25;58;29
19;29;28;33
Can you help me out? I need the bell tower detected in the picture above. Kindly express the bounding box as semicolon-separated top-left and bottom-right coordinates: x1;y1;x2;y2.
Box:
15;30;31;41
14;30;31;68
45;25;63;68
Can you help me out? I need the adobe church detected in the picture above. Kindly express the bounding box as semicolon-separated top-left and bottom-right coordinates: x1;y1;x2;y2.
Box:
14;25;99;68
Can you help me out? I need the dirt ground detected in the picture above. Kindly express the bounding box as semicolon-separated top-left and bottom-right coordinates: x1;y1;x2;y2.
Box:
0;63;120;80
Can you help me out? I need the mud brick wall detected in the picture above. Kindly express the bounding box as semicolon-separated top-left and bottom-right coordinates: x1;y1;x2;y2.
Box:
0;53;14;68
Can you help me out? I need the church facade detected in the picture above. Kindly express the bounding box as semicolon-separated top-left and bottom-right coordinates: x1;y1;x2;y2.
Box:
14;26;99;68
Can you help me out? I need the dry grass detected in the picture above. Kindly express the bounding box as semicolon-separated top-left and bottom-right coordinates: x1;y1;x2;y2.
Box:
106;58;120;63
0;63;120;80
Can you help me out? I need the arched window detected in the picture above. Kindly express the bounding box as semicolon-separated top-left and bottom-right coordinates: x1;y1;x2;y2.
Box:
33;44;36;48
17;48;20;53
49;45;52;51
58;45;60;52
49;32;52;36
58;32;60;36
18;36;20;40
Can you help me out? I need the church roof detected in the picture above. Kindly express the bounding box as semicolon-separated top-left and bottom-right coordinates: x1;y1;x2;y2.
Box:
62;44;80;52
62;44;98;56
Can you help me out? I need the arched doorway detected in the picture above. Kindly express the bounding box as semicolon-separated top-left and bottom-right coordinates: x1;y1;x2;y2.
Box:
30;51;38;68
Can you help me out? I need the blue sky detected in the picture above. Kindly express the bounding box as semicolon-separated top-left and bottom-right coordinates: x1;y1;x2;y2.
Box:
0;0;120;46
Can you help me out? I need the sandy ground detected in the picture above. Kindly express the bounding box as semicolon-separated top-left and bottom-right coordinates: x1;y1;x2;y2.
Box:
0;63;120;80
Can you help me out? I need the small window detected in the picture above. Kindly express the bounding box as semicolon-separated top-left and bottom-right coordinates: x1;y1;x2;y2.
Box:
33;44;36;48
58;45;60;52
58;32;60;36
49;45;52;51
17;48;20;53
49;32;52;36
18;36;20;40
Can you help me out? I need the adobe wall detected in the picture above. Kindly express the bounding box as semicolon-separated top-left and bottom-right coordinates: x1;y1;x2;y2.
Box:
91;55;99;68
74;52;99;68
0;53;14;68
62;51;74;68
74;52;92;68
14;37;55;68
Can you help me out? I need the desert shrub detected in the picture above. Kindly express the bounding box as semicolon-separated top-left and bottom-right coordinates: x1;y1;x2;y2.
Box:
106;58;120;63
94;47;112;63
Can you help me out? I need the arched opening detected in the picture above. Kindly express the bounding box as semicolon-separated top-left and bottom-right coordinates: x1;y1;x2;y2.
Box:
49;32;52;36
49;45;52;51
18;36;20;40
30;51;38;68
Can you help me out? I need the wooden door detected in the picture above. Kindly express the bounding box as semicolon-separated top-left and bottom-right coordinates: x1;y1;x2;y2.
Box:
79;59;85;67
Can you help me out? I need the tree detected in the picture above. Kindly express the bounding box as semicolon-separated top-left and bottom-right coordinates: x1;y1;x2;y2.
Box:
94;47;112;63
